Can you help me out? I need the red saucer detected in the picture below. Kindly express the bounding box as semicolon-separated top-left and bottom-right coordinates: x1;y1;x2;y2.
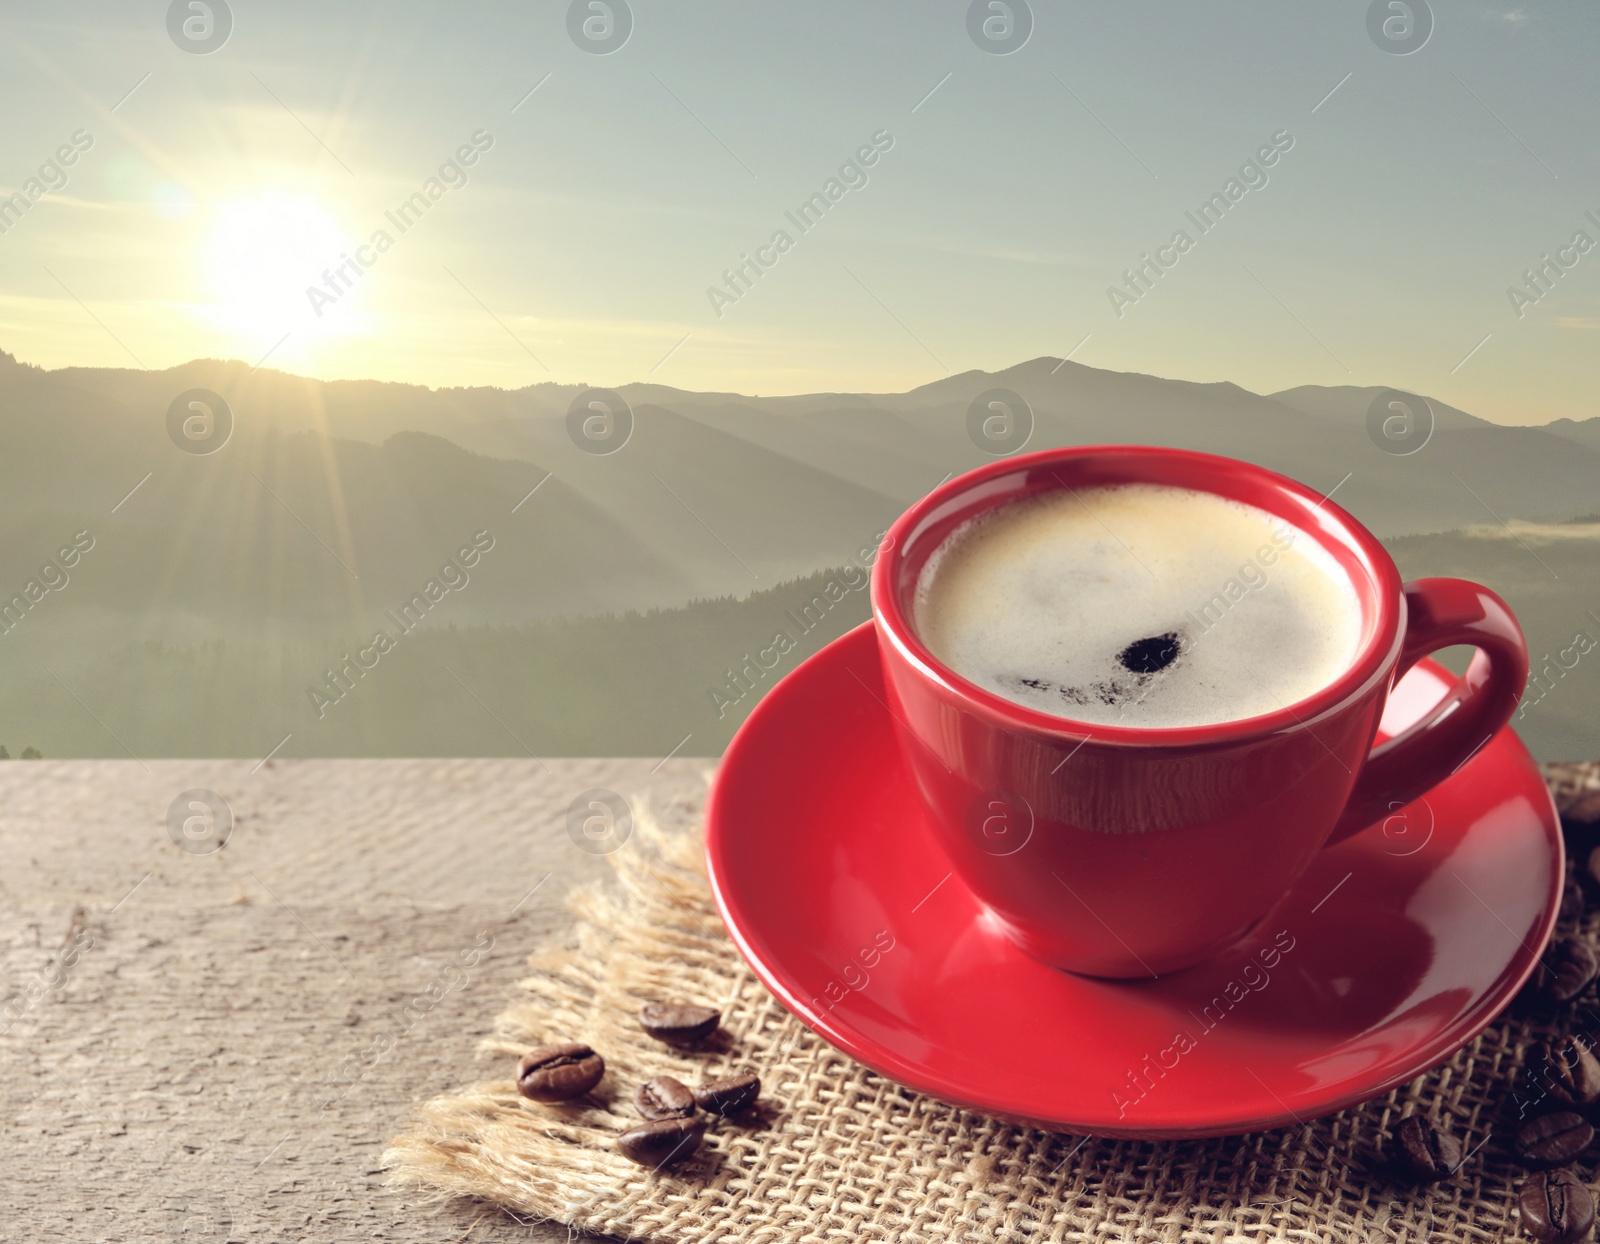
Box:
706;621;1561;1139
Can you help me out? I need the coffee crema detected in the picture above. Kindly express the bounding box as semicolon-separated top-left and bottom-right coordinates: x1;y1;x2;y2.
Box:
913;483;1364;728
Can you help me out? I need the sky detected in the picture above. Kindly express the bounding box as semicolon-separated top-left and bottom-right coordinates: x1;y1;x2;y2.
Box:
0;1;1597;423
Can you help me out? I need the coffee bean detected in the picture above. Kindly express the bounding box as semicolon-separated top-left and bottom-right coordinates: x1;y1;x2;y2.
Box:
1538;1037;1600;1112
1562;792;1600;870
1584;846;1600;898
639;1001;720;1046
516;1042;605;1103
1569;824;1600;865
1521;1168;1596;1244
1393;1114;1462;1182
1563;878;1587;922
694;1071;761;1117
1515;1111;1595;1170
1539;937;1598;1004
1565;787;1600;830
634;1075;696;1121
616;1116;705;1168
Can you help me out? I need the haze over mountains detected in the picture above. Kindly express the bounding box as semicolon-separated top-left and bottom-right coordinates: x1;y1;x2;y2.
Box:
1;349;1596;761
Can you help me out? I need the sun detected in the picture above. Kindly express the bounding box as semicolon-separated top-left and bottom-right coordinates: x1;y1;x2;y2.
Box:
202;191;367;343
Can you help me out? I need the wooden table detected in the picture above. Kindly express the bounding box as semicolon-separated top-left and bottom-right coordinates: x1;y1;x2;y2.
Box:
0;758;711;1243
9;758;1590;1242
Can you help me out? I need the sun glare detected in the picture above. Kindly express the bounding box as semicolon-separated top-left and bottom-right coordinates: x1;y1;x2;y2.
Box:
202;192;368;344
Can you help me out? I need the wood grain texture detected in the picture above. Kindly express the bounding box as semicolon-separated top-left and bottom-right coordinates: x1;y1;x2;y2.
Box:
0;758;712;1243
5;759;1590;1242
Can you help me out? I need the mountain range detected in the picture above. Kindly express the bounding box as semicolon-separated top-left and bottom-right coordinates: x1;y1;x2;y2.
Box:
0;349;1595;760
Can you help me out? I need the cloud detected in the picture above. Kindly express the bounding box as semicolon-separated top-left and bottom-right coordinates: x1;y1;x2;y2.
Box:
1460;519;1600;544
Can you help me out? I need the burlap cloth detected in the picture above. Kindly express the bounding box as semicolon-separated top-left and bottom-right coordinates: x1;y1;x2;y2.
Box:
386;763;1600;1243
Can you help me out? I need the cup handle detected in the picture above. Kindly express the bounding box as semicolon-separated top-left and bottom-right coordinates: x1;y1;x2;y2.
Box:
1325;577;1529;846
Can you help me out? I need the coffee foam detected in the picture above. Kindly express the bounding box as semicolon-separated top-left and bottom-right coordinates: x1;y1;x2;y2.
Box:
913;483;1365;728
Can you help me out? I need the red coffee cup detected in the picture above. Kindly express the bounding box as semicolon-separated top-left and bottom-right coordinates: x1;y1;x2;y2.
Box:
870;446;1529;978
